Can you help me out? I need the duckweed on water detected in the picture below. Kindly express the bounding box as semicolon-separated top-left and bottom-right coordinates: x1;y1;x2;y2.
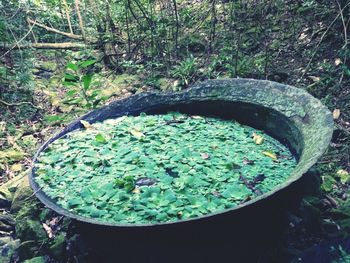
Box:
34;112;297;224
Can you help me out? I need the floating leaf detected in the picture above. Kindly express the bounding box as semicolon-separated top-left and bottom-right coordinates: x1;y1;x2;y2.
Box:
225;163;241;170
201;153;210;160
262;151;277;160
252;132;264;145
129;129;145;140
95;133;107;143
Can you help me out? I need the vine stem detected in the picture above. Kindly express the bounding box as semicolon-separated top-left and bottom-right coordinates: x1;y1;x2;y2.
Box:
0;98;42;109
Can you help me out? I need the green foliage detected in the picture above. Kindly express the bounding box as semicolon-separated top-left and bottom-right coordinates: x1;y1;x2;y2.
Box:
62;59;107;109
171;55;197;88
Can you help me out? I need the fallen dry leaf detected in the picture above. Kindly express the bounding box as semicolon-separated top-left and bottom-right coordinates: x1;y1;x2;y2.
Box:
299;32;307;40
42;223;54;238
337;169;349;184
201;153;210;159
309;76;320;82
262;151;277;160
10;163;22;172
333;109;341;120
252;133;264;145
80;120;93;129
132;188;140;194
129;129;145;140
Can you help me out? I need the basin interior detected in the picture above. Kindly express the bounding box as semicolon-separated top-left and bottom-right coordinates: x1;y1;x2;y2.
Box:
142;100;303;161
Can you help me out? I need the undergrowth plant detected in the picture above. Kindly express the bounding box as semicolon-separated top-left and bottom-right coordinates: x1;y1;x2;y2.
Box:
62;59;107;109
171;55;197;88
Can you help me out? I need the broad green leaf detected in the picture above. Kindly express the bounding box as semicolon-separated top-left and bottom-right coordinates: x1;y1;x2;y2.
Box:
79;59;97;68
66;89;78;97
45;115;64;123
64;73;78;81
66;62;78;71
82;74;93;90
321;176;336;192
62;81;77;87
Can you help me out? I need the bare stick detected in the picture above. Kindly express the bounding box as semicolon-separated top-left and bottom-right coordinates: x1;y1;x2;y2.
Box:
336;0;348;49
62;0;74;34
27;18;83;40
0;98;41;109
0;19;36;58
300;2;350;80
74;0;86;42
1;42;86;50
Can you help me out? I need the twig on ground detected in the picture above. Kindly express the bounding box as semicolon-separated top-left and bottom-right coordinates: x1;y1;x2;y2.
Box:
0;98;42;110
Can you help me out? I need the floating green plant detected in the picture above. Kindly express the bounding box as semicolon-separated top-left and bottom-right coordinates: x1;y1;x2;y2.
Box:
34;112;296;224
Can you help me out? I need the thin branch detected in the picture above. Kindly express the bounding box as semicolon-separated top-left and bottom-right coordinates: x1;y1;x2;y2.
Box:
0;19;36;58
336;0;348;49
74;0;86;42
62;0;74;34
27;18;83;40
0;98;41;109
300;2;350;80
0;42;86;50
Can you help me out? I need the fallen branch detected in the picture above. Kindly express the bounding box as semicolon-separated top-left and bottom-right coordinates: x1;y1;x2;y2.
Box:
27;18;83;40
1;42;87;50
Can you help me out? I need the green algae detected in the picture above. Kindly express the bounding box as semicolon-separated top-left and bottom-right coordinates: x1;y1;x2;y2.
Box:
34;112;296;224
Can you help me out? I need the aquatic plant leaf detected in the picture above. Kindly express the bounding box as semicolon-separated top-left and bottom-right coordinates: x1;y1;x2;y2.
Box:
130;129;145;140
95;133;107;143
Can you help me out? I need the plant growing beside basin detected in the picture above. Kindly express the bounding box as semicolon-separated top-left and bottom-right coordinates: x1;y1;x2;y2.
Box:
34;112;296;224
